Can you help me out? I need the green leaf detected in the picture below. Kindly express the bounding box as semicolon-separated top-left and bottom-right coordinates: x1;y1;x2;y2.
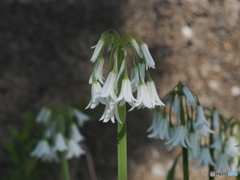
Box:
166;154;180;180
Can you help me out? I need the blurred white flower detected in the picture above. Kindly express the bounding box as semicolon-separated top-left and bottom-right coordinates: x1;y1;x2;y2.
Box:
36;107;51;124
195;105;214;136
225;136;240;156
195;147;215;167
70;123;85;142
182;87;196;106
165;125;192;148
210;133;222;150
188;132;200;159
30;139;58;162
53;133;68;152
73;109;90;127
216;153;231;172
130;66;139;92
66;139;85;159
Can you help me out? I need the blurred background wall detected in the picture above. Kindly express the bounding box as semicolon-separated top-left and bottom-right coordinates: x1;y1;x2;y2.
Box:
0;0;240;179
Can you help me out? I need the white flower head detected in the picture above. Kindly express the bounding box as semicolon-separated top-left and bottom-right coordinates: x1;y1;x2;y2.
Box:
90;39;105;63
53;133;68;152
73;109;90;127
212;109;220;129
195;105;214;136
140;43;155;69
146;81;165;106
216;153;231;172
225;136;240;156
36;107;51;124
86;81;106;109
182;87;196;106
195;147;216;167
70;123;85;142
66;139;85;159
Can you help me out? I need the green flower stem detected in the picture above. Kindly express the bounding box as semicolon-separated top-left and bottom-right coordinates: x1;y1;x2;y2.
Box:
182;147;189;180
117;103;127;180
60;151;70;180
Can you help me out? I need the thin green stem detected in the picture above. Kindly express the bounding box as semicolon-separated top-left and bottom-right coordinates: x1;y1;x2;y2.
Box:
117;104;127;180
182;147;189;180
60;151;70;180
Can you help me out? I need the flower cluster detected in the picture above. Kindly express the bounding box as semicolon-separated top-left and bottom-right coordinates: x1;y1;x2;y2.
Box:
148;82;240;171
30;106;89;162
86;30;164;123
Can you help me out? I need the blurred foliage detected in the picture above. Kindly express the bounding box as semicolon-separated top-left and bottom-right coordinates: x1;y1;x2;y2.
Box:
1;113;47;180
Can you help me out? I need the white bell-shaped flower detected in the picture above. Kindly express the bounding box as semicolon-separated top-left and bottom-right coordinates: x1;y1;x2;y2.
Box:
90;39;105;63
70;123;85;142
140;43;155;69
195;147;215;167
53;133;68;152
86;81;106;109
66;139;85;159
165;125;192;148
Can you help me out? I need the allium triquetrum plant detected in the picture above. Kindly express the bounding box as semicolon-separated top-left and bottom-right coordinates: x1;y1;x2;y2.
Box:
86;29;164;180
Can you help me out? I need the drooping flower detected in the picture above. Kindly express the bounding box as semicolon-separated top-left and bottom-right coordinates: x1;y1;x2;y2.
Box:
116;79;137;106
53;133;68;152
195;105;214;136
216;153;231;172
165;125;192;148
86;81;106;109
130;66;139;92
89;56;105;84
130;83;153;110
225;136;240;156
100;71;117;99
146;81;165;107
140;43;155;69
70;123;85;142
90;39;105;63
188;132;200;159
195;146;216;167
73;109;90;127
30;139;58;162
130;38;143;58
210;133;222;151
36;107;51;124
99;97;122;124
66;139;85;159
182;87;196;106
